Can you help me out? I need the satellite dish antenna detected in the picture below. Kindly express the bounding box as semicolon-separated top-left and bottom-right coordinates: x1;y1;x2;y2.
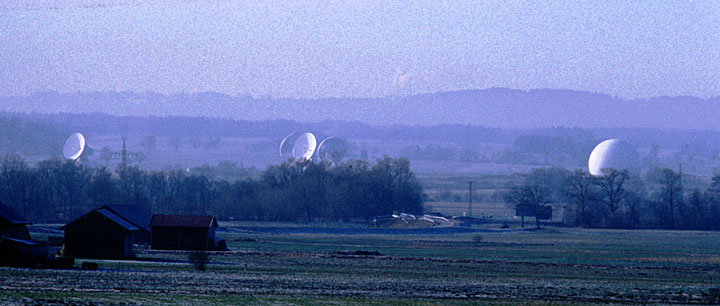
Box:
63;132;94;161
279;133;298;159
317;137;347;164
292;132;317;161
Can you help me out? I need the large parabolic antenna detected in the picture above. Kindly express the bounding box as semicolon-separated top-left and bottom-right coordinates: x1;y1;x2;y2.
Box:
292;133;317;161
63;133;86;161
588;139;640;176
317;137;347;163
279;133;298;159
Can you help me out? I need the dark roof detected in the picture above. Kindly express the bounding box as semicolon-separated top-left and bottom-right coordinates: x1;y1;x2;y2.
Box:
150;215;218;228
101;205;152;232
61;209;138;232
0;202;31;225
96;209;139;231
0;236;39;246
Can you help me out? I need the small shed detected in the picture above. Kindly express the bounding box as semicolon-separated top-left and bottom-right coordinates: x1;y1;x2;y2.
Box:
0;202;35;266
150;215;218;250
62;208;138;259
0;202;31;240
0;237;47;267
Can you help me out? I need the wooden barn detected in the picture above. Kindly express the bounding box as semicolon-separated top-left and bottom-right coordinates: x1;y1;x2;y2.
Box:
150;215;218;250
99;205;152;245
0;202;39;266
62;208;138;259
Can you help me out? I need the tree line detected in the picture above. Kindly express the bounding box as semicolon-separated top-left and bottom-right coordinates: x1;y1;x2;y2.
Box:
7;149;720;231
505;167;720;230
0;155;424;223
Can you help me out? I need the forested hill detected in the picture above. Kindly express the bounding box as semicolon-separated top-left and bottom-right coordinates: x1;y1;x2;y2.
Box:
1;88;719;130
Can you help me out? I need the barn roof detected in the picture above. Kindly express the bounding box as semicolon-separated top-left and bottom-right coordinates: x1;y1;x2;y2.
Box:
150;215;218;228
0;236;39;246
61;209;138;232
0;202;31;225
96;209;139;231
101;205;152;232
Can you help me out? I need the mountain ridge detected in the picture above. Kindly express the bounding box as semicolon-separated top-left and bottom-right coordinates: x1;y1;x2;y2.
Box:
2;88;718;130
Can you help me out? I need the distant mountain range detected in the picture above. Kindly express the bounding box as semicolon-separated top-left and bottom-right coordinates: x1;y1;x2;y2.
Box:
2;88;719;130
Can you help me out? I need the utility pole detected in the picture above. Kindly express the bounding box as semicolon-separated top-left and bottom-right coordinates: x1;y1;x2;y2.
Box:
467;181;473;217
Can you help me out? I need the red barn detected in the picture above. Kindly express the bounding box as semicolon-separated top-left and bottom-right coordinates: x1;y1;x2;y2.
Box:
150;215;218;251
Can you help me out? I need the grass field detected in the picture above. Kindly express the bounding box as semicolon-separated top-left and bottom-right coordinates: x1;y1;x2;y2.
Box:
2;223;720;305
418;172;533;220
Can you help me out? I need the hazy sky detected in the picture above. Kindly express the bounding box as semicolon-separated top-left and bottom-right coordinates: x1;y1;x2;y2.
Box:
1;1;719;99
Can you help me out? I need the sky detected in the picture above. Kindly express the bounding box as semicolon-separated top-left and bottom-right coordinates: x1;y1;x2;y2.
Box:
1;1;720;99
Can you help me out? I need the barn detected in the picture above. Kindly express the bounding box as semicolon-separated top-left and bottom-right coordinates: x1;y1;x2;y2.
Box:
150;215;218;250
99;205;152;245
0;202;38;266
62;208;138;259
0;202;31;240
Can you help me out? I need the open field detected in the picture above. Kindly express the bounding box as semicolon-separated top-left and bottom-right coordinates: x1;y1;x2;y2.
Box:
2;224;720;305
425;201;516;219
418;172;537;220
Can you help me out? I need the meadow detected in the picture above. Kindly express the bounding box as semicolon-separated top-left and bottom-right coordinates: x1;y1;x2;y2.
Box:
2;223;719;305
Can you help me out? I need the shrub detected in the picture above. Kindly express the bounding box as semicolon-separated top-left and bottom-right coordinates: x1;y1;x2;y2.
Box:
188;252;210;271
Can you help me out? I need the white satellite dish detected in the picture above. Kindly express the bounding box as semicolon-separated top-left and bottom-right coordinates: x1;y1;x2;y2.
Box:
588;139;640;176
292;132;317;161
63;132;86;161
279;133;298;159
317;137;347;164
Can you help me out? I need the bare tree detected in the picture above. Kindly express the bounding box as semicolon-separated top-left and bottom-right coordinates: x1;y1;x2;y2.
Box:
147;171;168;213
0;154;36;218
35;159;63;221
58;160;91;219
565;170;598;227
595;168;629;215
117;166;148;208
505;171;554;229
686;189;707;230
88;167;116;206
655;168;683;229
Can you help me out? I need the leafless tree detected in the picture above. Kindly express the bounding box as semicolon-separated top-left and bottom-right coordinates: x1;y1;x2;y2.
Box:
505;171;554;229
595;168;629;214
655;168;683;229
565;170;598;227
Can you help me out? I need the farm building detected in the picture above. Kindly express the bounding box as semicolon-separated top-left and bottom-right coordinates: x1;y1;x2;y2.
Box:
99;205;152;245
62;208;138;259
0;202;48;267
0;202;31;240
150;215;218;250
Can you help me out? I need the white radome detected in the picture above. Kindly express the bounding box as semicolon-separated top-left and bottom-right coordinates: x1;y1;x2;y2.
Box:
292;132;317;161
63;132;86;160
588;139;640;176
